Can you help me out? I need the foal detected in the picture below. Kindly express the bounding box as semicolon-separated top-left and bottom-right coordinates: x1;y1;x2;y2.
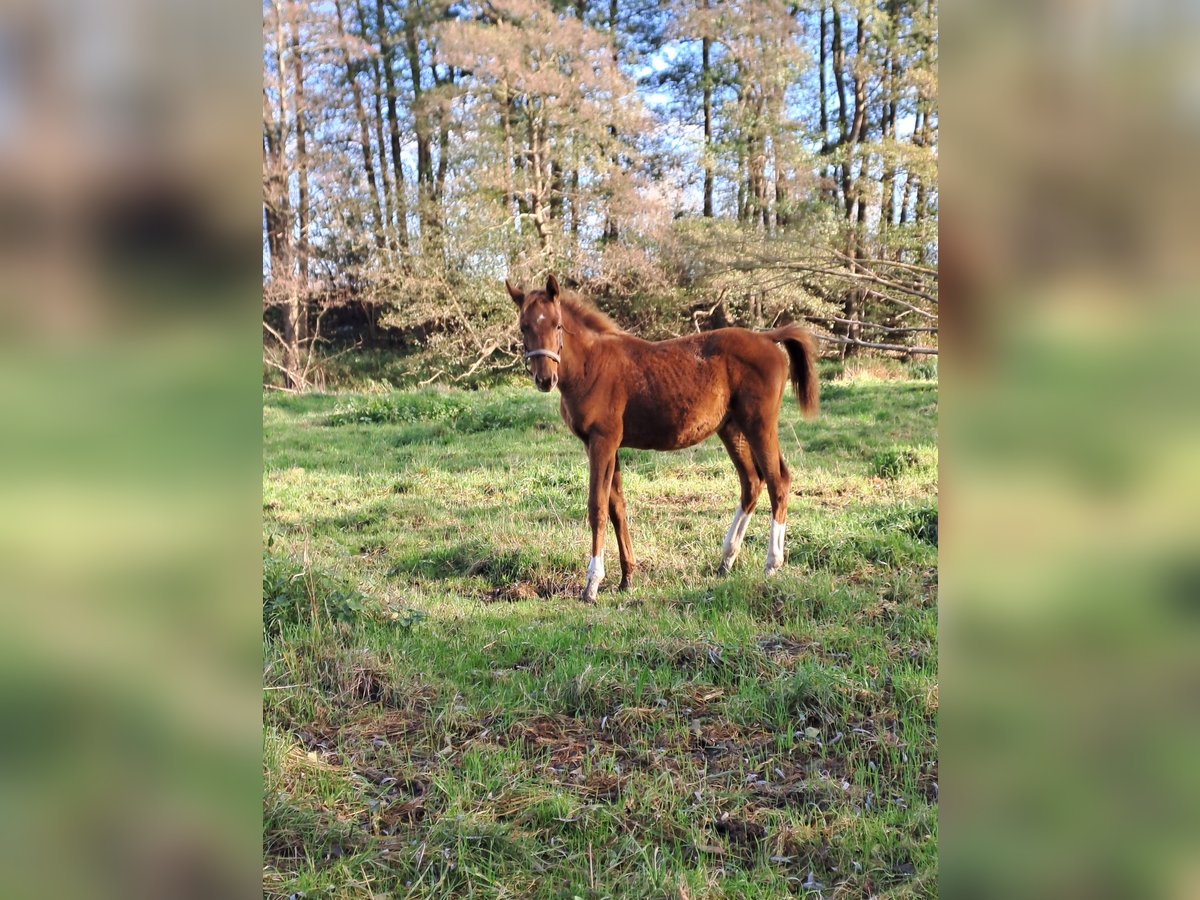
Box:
509;275;819;601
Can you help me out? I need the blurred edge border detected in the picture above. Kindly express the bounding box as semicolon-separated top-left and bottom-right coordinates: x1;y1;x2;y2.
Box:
0;0;262;898
0;0;1197;898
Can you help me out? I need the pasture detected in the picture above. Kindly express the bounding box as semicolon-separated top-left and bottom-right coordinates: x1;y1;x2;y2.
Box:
263;368;938;898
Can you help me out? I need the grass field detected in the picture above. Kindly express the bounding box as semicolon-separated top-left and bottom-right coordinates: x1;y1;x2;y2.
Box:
262;368;938;898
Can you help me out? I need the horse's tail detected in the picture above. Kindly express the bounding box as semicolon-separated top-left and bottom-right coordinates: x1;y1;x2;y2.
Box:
767;325;820;420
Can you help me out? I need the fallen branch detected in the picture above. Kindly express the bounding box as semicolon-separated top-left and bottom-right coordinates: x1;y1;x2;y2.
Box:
814;333;938;355
806;315;938;335
692;293;726;333
453;342;501;382
862;289;938;320
418;368;447;386
831;253;938;276
718;259;938;306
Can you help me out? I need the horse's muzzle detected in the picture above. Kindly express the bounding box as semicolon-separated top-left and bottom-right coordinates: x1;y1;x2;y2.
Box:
534;373;558;392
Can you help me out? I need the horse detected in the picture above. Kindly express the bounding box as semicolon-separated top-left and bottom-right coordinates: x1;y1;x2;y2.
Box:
508;275;819;602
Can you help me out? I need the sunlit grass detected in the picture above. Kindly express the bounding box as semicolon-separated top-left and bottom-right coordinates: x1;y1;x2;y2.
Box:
263;377;938;898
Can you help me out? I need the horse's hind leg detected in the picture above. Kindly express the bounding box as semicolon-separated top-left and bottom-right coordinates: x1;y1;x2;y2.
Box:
717;425;764;573
608;455;635;590
743;417;792;575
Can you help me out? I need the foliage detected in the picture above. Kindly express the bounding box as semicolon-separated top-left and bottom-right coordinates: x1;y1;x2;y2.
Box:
263;549;425;638
263;552;366;637
327;388;548;432
910;357;938;381
327;391;470;426
869;443;938;480
263;0;939;388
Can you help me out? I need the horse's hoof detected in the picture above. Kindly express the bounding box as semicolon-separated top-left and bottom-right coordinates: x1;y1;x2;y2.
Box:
618;576;632;592
718;561;733;576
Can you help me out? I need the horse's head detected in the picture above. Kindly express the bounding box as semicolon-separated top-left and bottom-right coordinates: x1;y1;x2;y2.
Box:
507;274;564;392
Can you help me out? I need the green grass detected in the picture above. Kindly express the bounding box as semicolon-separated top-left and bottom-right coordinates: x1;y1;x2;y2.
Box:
263;375;938;898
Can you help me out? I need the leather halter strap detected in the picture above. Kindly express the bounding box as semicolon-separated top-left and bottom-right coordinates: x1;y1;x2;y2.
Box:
523;325;563;364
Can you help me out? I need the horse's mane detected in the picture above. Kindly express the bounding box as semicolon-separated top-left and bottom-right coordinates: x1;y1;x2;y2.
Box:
560;292;622;335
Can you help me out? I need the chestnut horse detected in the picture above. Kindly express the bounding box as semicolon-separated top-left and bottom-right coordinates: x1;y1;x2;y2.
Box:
508;275;819;601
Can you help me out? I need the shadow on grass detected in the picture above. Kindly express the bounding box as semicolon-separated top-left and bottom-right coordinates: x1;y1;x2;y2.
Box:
387;539;578;593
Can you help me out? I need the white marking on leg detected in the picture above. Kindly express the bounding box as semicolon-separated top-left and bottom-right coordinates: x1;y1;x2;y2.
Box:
764;518;786;575
720;504;753;570
583;551;605;600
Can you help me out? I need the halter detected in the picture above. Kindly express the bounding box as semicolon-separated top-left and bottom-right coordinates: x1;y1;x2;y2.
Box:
523;325;563;365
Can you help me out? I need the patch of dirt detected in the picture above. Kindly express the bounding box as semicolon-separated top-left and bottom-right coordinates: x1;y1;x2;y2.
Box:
758;634;857;670
689;721;775;756
714;812;767;846
371;777;430;832
532;572;579;598
488;649;548;678
648;491;717;509
678;684;725;718
513;714;611;770
336;705;434;765
508;709;693;776
756;634;826;665
661;640;727;672
480;573;576;602
569;770;623;800
312;648;439;711
919;770;938;803
486;581;541;603
748;771;860;812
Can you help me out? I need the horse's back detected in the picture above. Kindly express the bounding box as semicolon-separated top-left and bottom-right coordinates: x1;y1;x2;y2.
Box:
612;329;784;450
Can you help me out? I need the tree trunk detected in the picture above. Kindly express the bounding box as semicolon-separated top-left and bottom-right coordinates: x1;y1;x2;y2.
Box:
335;0;386;250
376;0;410;252
289;2;310;345
404;16;438;250
736;139;747;222
570;167;581;240
528;107;552;252
899;165;915;227
879;0;898;229
357;0;396;252
603;0;620;243
774;138;788;230
831;9;848;139
262;92;289;274
818;4;828;144
842;13;869;356
433;65;451;245
265;2;300;389
501;82;517;229
831;8;853;215
573;0;588;237
702;0;714;218
914;105;932;262
818;4;834;200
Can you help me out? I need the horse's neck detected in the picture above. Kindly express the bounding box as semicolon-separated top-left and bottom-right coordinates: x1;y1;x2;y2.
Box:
560;310;602;395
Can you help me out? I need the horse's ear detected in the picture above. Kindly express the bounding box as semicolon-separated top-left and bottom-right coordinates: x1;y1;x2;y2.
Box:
545;274;560;300
505;279;524;306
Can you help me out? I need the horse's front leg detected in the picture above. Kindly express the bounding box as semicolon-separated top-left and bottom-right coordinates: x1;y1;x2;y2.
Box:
582;435;619;602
